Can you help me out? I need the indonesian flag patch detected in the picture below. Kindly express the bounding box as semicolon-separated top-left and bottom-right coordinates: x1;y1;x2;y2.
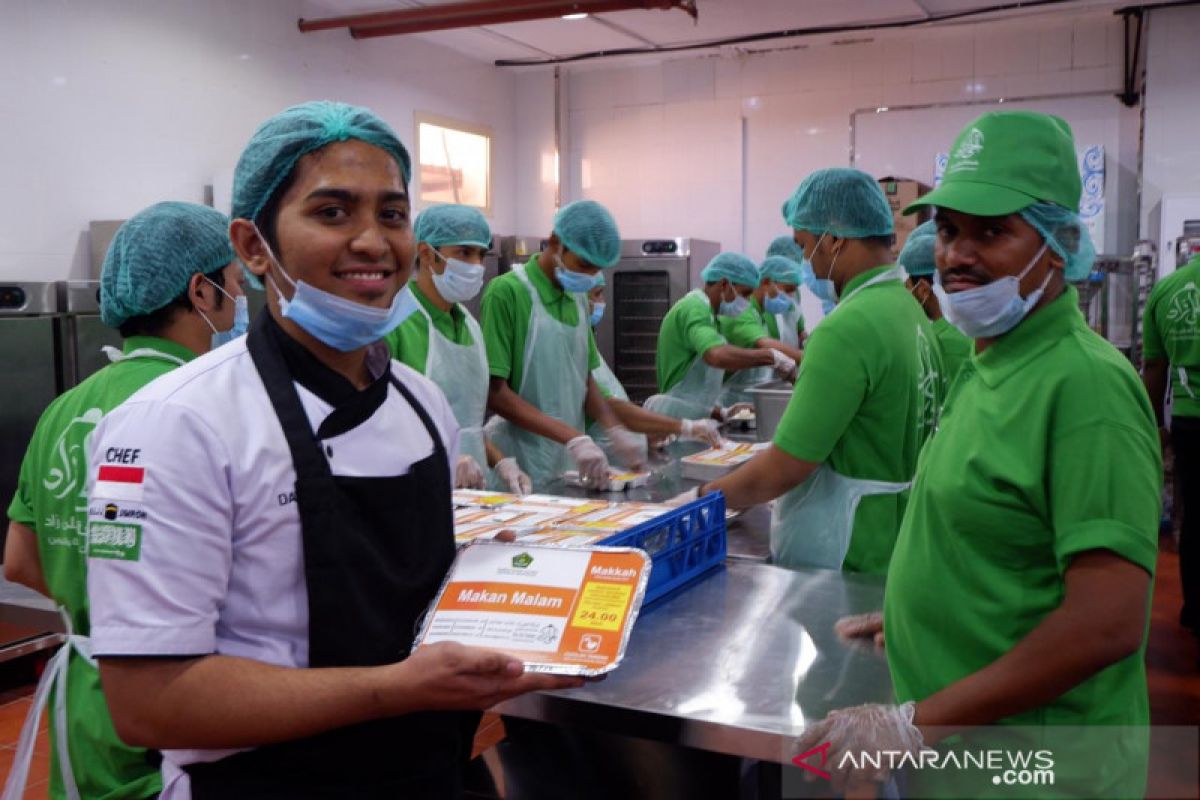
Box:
94;465;145;502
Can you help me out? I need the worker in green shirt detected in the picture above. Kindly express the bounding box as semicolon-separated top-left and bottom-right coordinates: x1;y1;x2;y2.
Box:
764;235;808;345
2;201;243;800
384;205;532;495
584;275;723;457
716;254;805;406
684;168;940;574
1143;250;1200;635
899;219;972;393
644;252;795;420
481;200;642;488
814;112;1160;799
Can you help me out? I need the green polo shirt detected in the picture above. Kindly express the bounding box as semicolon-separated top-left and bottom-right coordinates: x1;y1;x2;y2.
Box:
931;316;972;392
655;289;727;393
719;297;770;348
1143;255;1200;418
384;283;475;373
772;266;940;574
885;286;1159;798
6;335;190;800
481;256;601;391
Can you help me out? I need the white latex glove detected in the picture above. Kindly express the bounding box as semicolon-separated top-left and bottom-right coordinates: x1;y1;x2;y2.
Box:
770;349;797;380
792;702;923;792
605;424;645;470
680;418;724;447
454;455;486;489
717;403;754;423
565;435;610;487
666;487;699;507
494;457;532;496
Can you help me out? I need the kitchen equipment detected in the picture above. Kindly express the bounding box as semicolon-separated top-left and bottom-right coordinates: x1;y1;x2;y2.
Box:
1075;246;1159;364
58;280;122;388
747;379;794;441
596;238;720;404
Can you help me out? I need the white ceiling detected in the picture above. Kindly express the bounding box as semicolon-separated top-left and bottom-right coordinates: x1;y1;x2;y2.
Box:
297;0;1137;64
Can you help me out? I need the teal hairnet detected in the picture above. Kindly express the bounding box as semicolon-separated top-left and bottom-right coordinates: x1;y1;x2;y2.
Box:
553;200;621;268
701;252;760;288
898;220;938;278
766;235;806;264
100;202;234;328
232;101;411;224
760;255;803;285
782;167;894;239
1018;202;1096;281
414;205;492;249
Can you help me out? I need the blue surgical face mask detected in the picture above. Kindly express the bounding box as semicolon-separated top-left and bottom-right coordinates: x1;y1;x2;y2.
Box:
764;291;793;315
200;277;249;349
554;254;599;294
932;241;1051;339
589;302;606;327
719;289;751;318
430;248;485;304
256;226;419;352
803;233;840;307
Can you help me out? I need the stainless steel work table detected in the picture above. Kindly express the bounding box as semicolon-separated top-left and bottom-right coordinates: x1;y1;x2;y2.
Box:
502;440;893;765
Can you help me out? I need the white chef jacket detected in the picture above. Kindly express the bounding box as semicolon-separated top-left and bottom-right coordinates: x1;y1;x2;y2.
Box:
85;332;459;799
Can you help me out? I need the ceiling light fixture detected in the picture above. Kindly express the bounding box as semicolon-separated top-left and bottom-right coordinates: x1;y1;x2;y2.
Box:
562;12;589;19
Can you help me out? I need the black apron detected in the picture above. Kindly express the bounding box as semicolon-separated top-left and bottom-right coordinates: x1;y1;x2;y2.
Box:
186;317;478;799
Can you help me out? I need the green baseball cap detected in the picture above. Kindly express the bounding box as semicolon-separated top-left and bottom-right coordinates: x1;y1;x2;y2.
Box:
904;111;1081;216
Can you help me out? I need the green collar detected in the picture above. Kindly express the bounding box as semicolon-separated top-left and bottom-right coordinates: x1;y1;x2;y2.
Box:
841;265;894;298
123;335;197;363
525;255;573;307
410;282;462;324
973;285;1083;389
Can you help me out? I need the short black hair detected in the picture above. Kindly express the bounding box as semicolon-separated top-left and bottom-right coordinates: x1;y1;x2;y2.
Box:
118;267;226;339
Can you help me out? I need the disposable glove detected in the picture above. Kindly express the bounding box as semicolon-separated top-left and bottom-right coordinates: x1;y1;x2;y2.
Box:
494;457;532;496
454;455;486;489
680;418;723;447
605;424;645;470
770;349;797;380
565;435;610;487
793;702;923;792
717;403;754;423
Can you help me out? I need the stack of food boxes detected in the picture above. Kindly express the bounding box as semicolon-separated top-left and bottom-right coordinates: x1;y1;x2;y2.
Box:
453;490;675;548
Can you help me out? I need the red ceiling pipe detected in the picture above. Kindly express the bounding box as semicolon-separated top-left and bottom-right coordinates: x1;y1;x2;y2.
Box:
299;0;695;38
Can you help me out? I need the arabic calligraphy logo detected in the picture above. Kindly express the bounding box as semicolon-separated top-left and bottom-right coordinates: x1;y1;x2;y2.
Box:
954;128;985;160
42;408;104;510
1166;282;1199;328
915;325;940;437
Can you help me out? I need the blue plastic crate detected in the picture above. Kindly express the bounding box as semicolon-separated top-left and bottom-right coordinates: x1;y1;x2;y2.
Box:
599;491;727;604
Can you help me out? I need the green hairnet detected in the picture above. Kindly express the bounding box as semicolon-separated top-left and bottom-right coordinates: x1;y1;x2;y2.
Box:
1018;202;1096;281
100;202;233;328
782;167;894;239
553;200;621;268
766;235;806;264
701;252;759;288
760;255;803;285
232;101;411;224
414;205;491;249
898;220;938;278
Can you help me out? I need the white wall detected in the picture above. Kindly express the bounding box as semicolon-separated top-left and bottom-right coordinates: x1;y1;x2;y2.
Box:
1141;4;1200;263
0;0;517;282
559;8;1133;323
513;69;559;237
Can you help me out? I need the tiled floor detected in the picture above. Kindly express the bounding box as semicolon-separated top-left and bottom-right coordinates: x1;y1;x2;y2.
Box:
0;540;1196;798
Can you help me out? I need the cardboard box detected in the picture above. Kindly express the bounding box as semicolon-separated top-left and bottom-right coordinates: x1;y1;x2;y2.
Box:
878;177;932;259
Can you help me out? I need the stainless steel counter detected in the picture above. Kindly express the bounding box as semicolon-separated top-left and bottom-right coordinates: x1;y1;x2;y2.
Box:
496;559;892;764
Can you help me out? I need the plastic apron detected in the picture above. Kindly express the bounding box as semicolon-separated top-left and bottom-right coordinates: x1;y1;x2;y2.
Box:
486;267;590;486
410;290;490;474
775;303;802;348
717;303;774;406
2;346;185;800
769;265;912;571
589;355;648;463
643;291;726;420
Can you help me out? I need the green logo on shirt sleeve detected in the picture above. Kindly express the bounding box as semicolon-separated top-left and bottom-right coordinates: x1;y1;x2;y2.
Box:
87;521;142;561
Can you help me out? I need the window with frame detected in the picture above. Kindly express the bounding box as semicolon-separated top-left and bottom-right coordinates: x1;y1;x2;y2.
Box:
416;114;492;214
